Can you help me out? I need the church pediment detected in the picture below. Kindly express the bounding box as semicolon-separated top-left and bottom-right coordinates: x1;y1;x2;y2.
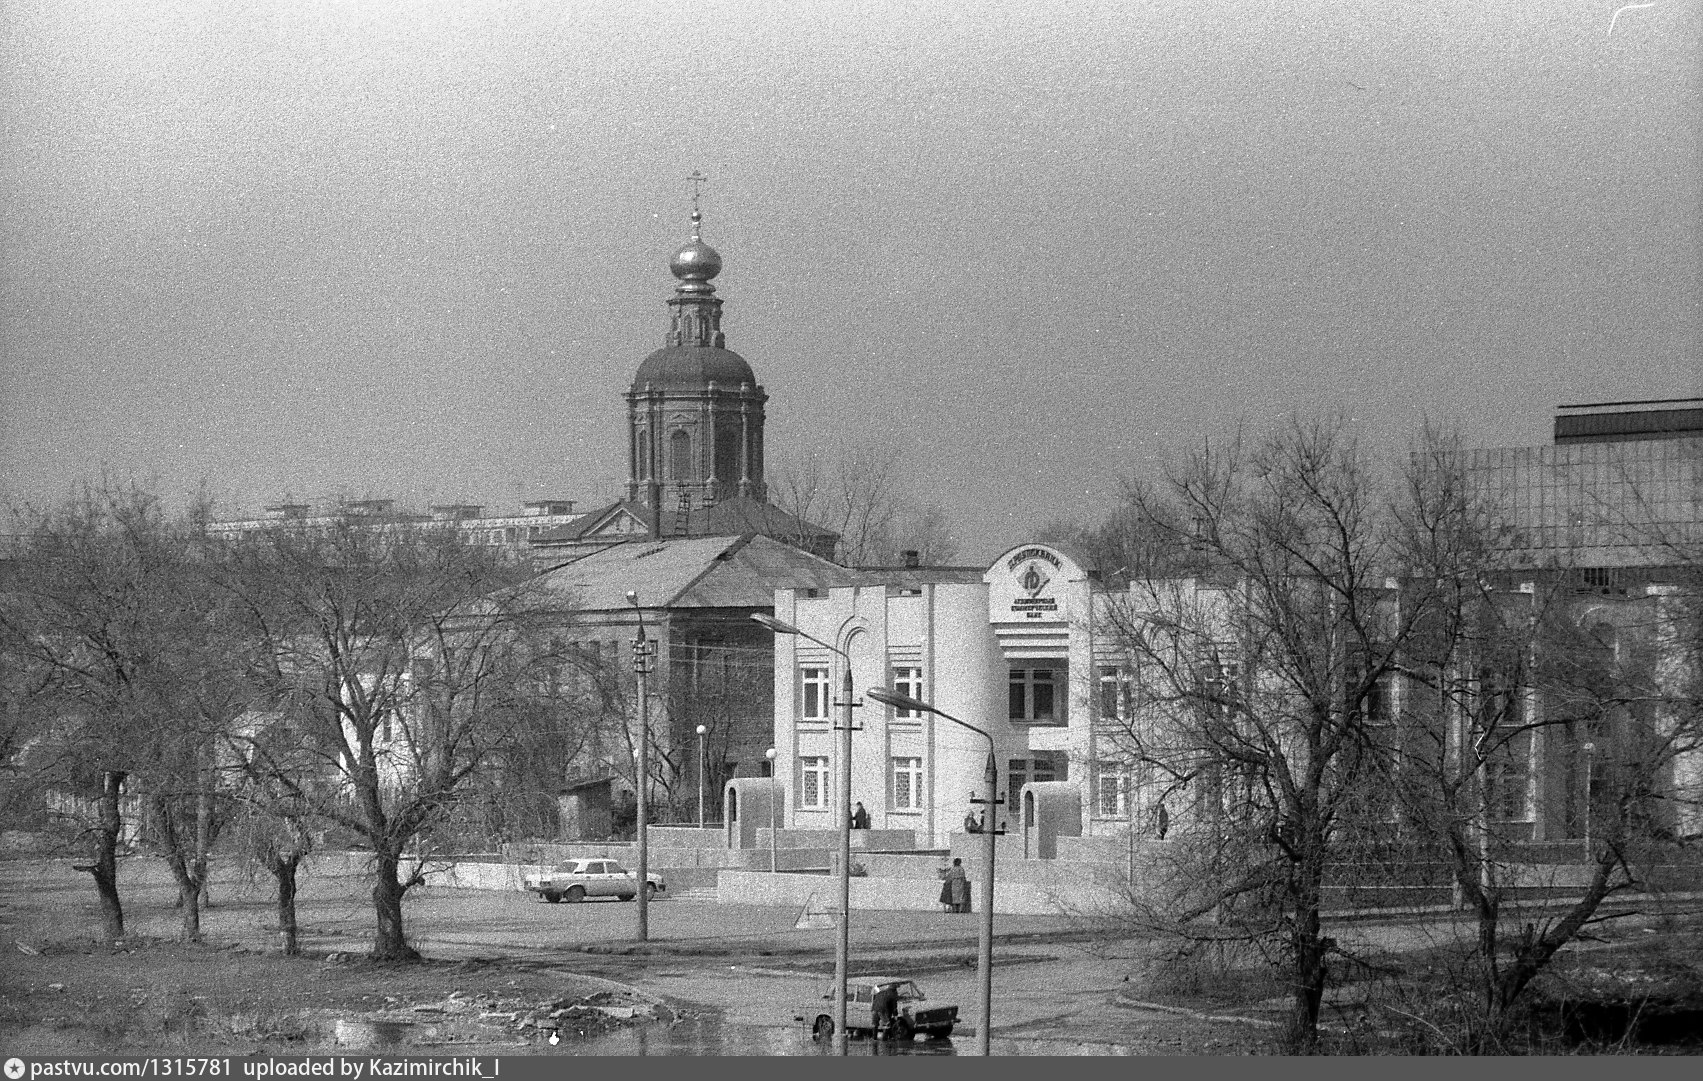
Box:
586;505;651;536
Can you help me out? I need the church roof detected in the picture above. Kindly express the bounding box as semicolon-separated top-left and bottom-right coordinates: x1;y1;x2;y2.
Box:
631;344;756;390
531;496;838;548
659;496;837;541
533;533;857;612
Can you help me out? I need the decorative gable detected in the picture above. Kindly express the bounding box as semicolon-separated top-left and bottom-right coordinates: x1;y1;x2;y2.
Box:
588;507;650;536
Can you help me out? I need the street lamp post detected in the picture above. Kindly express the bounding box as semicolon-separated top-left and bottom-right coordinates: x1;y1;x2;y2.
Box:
626;591;654;943
765;747;778;873
697;725;709;829
868;687;998;1057
1583;741;1597;857
751;612;853;1056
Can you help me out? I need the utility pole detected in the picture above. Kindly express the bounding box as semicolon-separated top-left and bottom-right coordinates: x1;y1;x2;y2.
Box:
628;591;654;942
751;613;856;1055
697;724;708;829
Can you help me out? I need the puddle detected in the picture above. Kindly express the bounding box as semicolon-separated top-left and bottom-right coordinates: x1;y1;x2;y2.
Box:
333;1019;416;1049
546;1018;1139;1055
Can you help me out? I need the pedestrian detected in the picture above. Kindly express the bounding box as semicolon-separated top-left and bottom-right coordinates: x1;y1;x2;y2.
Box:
1155;801;1169;840
963;809;980;834
945;857;970;914
851;802;870;830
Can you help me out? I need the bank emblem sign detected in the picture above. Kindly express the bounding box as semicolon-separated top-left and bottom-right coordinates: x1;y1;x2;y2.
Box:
1020;564;1049;595
1006;546;1061;619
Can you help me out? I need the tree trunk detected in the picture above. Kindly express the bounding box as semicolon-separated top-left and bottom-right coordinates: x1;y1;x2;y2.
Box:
89;770;127;945
153;793;205;943
1285;852;1328;1054
194;784;213;911
270;853;302;956
370;851;419;961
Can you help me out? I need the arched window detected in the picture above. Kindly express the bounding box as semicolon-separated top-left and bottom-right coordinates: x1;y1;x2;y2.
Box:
670;429;692;482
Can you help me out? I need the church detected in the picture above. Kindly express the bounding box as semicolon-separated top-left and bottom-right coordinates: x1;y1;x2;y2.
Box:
522;204;858;837
526;205;838;559
212;203;836;561
211;203;855;839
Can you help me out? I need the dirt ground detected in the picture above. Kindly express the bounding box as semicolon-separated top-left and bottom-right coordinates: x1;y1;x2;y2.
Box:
10;855;1695;1056
0;856;1280;1055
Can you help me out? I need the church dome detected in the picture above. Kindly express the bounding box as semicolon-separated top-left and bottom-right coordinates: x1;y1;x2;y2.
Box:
632;344;756;390
670;238;722;281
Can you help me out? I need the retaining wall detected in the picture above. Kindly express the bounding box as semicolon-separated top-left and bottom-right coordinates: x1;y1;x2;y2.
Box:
757;829;920;851
714;869;1123;916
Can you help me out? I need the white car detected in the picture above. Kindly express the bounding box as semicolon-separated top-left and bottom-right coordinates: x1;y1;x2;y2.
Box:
523;859;665;903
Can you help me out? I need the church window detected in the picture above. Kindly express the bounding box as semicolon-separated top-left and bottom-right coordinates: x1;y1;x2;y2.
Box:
670;429;692;482
714;421;739;483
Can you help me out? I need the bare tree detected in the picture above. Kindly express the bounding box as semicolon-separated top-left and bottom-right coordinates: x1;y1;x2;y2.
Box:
658;636;772;823
773;443;959;566
1;481;249;944
1377;432;1703;1050
1036;500;1197;589
220;519;574;960
1097;418;1458;1051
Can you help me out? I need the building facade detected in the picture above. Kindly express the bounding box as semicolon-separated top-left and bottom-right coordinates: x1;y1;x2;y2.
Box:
769;403;1702;852
770;543;1105;849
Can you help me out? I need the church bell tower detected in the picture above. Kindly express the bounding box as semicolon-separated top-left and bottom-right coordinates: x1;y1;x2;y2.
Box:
625;191;767;513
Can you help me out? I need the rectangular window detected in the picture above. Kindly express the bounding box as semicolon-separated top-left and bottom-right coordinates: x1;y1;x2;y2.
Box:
891;756;923;811
1198;646;1241;716
1486;731;1534;821
1097;760;1134;818
1098;666;1130;723
1009;667;1062;725
801;667;831;721
891;667;924;717
799;756;830;810
1007;759;1027;819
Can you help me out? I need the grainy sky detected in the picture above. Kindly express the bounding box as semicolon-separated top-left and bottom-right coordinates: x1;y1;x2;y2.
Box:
2;0;1698;560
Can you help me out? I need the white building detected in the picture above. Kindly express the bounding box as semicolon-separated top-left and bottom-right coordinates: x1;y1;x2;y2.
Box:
771;542;1117;849
771;535;1703;853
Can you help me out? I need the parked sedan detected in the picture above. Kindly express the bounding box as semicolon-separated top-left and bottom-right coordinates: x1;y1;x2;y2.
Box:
795;977;958;1041
522;859;666;903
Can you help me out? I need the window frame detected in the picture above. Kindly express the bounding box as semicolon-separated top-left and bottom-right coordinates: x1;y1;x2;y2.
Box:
1097;664;1132;724
1096;759;1135;819
799;755;831;810
890;755;924;812
1009;665;1065;725
800;666;831;722
890;666;925;718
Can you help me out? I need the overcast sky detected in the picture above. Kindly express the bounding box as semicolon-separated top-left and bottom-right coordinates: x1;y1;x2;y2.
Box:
2;0;1698;561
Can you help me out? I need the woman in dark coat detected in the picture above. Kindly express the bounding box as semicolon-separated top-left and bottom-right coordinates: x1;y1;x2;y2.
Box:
943;858;970;913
